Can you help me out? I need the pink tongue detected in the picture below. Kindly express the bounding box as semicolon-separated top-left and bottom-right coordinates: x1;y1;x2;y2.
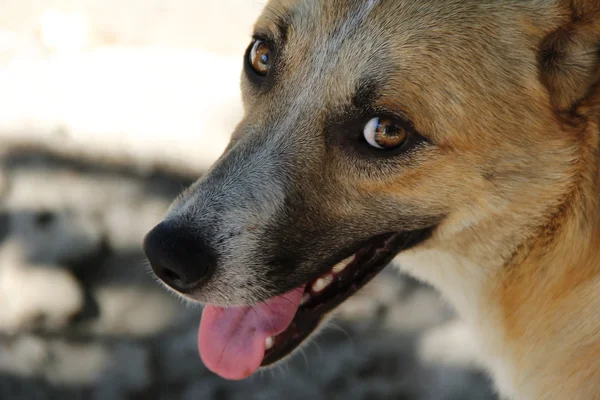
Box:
198;287;304;380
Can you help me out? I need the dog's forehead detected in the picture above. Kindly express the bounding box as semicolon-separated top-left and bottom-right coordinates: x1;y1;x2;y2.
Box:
256;0;541;84
253;0;402;113
259;0;507;38
253;0;556;146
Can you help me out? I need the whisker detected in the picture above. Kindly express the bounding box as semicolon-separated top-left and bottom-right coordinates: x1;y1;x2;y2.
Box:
256;303;276;333
326;320;356;350
279;291;302;308
283;361;291;377
312;339;324;362
299;346;310;372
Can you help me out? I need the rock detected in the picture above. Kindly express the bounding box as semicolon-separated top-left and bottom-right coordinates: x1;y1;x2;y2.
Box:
45;341;111;386
5;168;140;214
79;253;192;337
5;166;170;252
0;335;48;377
419;367;497;400
9;210;104;265
179;379;231;400
248;379;325;400
0;241;84;333
102;198;168;251
383;288;449;334
94;342;150;394
0;170;7;196
336;272;404;322
85;284;186;337
155;325;208;383
0;375;55;400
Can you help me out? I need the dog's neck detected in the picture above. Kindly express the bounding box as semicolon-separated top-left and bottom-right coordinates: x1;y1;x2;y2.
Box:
397;110;600;399
494;177;599;398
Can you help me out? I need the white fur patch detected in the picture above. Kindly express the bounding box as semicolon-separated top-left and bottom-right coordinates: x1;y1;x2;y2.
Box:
395;247;486;322
395;247;517;397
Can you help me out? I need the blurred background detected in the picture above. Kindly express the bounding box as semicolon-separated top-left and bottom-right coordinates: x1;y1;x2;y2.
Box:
0;1;497;399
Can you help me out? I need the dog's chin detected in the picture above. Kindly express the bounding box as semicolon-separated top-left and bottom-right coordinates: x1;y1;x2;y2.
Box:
260;226;435;367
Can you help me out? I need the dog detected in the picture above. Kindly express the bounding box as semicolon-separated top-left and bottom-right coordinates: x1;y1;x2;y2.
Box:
143;0;600;398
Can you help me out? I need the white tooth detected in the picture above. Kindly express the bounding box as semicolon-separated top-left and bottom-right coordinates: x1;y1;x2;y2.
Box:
301;293;311;305
312;275;333;293
332;255;355;273
265;337;274;351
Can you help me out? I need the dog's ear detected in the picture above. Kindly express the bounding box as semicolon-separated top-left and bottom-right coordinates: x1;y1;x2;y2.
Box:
540;0;600;114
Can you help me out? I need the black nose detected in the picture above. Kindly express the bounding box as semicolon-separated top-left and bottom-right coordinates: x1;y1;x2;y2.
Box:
143;221;216;293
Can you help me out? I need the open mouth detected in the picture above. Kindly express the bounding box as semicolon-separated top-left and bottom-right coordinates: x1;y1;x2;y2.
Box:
198;227;434;380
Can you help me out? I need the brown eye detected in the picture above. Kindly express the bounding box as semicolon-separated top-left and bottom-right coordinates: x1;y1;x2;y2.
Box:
363;117;408;150
249;39;272;76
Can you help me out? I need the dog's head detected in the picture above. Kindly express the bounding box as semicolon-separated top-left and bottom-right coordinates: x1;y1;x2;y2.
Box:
144;0;600;380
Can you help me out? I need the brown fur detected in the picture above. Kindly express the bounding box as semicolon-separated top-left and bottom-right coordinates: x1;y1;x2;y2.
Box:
492;5;600;395
251;1;600;397
148;0;600;397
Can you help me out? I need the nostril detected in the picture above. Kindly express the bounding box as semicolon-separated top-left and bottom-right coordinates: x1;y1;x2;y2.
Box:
162;268;181;283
